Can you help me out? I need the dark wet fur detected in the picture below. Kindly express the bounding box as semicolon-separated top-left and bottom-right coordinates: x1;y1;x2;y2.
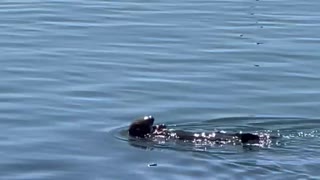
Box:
129;116;260;144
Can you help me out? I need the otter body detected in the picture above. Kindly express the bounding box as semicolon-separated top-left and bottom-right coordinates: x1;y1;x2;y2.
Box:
128;116;260;144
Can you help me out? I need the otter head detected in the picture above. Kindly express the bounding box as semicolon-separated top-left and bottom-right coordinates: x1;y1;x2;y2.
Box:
128;116;155;138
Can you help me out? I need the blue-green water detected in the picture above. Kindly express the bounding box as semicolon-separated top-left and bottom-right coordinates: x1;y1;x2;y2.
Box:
1;0;320;179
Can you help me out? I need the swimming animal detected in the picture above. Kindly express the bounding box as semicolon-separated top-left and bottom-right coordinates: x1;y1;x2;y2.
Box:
128;116;260;144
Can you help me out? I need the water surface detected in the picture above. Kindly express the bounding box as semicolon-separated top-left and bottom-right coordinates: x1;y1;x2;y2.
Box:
0;0;320;179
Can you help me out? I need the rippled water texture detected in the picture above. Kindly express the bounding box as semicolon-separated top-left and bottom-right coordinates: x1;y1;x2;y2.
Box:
0;0;320;179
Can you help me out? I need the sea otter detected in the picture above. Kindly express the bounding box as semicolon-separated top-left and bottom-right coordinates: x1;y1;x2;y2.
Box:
128;116;260;144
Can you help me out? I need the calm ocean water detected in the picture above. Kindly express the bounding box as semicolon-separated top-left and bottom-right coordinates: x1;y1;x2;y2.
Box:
1;0;320;179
